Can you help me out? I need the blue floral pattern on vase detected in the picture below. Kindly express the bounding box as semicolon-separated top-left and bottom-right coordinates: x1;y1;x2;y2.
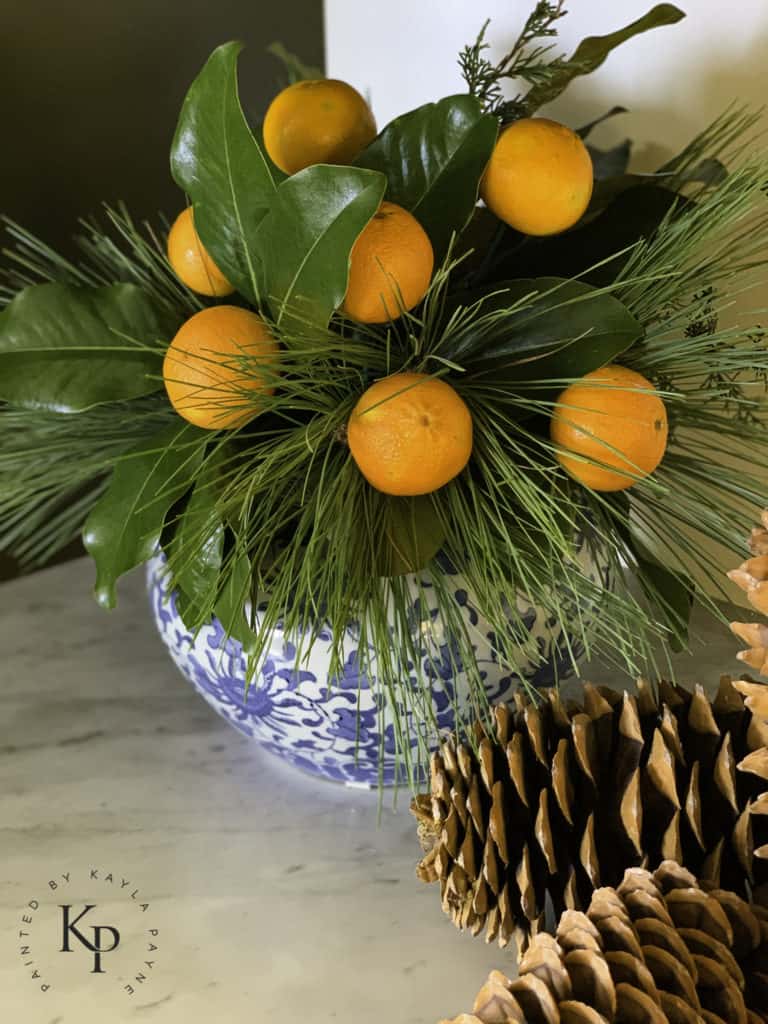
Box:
146;540;608;787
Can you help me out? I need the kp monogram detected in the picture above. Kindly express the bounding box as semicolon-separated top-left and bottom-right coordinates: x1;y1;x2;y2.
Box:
59;905;121;973
19;869;159;996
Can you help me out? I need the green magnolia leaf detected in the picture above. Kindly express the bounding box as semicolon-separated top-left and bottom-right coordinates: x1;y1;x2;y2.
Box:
444;278;643;379
214;544;257;653
378;496;446;576
491;185;682;286
256;163;387;328
0;282;173;412
355;95;498;258
590;173;675;214
171;42;284;303
524;5;686;113
83;422;207;609
167;454;227;629
574;185;683;286
590;155;725;214
451;206;505;286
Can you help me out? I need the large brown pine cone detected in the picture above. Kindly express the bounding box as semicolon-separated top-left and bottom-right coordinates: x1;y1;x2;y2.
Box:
412;678;768;950
438;861;768;1024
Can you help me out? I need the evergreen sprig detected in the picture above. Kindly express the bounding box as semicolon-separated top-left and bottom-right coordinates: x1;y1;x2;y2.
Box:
458;2;569;120
0;396;175;568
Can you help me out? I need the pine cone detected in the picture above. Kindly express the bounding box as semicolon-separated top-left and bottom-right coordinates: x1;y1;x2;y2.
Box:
730;508;768;677
437;861;768;1024
412;679;768;949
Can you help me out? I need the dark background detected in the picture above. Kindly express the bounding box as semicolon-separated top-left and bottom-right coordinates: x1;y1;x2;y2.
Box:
0;0;324;579
0;0;325;255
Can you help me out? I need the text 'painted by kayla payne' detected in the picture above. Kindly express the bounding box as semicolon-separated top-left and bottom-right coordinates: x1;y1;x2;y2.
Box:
18;867;160;996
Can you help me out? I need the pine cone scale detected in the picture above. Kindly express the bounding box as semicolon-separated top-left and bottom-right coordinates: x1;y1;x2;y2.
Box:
437;862;768;1024
413;678;768;957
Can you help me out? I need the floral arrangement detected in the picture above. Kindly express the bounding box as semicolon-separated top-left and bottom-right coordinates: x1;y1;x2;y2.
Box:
2;1;768;783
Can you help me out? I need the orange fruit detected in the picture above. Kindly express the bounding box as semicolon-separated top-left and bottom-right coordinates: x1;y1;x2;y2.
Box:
166;207;234;297
550;365;668;492
263;78;377;175
163;306;278;430
342;201;434;324
348;372;472;496
481;118;594;236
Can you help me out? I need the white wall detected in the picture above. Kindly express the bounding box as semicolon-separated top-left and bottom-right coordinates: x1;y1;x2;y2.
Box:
325;0;768;171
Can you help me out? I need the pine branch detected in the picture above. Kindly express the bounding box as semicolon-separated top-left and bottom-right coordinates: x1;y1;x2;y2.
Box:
1;204;199;320
0;397;175;568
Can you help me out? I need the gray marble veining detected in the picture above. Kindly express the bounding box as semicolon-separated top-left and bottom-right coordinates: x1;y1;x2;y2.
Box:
0;558;747;1023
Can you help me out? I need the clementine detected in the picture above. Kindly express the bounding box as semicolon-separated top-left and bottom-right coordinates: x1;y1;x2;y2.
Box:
481;118;594;236
342;202;434;324
163;306;278;430
263;78;377;175
550;365;668;492
348;372;472;496
166;207;234;297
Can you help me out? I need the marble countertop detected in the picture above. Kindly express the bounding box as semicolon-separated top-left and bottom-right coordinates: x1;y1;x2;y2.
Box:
0;558;748;1024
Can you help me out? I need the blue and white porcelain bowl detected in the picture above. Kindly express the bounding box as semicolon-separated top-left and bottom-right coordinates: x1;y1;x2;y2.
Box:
147;542;607;786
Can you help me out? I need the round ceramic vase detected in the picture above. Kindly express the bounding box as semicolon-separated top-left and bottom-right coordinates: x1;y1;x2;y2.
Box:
147;542;607;786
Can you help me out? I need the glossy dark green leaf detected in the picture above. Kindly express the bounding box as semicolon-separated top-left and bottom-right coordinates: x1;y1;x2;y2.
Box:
214;544;258;653
451;205;506;287
355;95;498;258
83;422;207;609
490;185;682;287
167;453;227;630
256;163;387;328
378;496;446;577
171;42;284;303
590;173;674;213
443;277;643;379
0;282;173;412
589;153;725;214
524;5;685;112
